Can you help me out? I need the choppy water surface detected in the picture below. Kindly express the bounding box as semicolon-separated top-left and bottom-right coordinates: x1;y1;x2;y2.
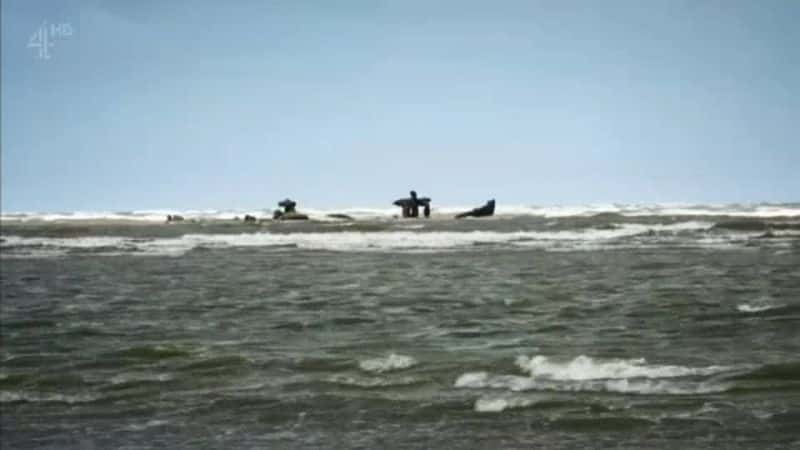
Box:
2;207;800;448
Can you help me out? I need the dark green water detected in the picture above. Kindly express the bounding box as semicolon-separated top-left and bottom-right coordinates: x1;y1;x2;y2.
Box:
2;213;800;448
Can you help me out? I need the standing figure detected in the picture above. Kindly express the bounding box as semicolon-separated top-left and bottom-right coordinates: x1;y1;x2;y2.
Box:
409;191;419;218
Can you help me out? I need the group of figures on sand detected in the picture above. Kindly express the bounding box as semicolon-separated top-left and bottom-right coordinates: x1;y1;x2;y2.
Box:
393;190;495;219
272;199;309;221
166;191;495;223
393;191;431;218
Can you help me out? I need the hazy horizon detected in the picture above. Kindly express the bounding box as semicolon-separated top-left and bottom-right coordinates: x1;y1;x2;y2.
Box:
3;201;800;218
3;0;799;212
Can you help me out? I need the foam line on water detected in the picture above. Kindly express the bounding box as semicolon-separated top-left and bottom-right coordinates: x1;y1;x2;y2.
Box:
454;372;730;395
3;203;799;222
455;355;733;396
0;223;715;257
737;303;782;313
515;355;728;380
0;391;100;404
358;354;417;373
474;396;536;412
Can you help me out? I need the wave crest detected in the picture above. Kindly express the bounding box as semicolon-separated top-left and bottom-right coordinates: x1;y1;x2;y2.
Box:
737;303;782;313
0;391;99;404
3;203;799;222
359;354;417;373
0;222;716;257
515;355;727;380
455;355;732;396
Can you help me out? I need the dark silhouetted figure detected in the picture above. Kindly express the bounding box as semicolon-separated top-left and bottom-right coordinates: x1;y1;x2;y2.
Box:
455;199;496;219
244;214;257;223
393;190;431;218
273;198;309;220
409;191;419;217
278;199;297;213
166;214;185;222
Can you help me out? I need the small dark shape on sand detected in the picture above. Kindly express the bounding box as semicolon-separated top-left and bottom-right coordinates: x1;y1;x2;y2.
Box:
455;199;495;219
393;190;431;218
244;215;257;223
273;199;309;220
166;214;185;222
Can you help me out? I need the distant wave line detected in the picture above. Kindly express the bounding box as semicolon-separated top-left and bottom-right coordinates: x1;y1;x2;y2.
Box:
2;202;800;222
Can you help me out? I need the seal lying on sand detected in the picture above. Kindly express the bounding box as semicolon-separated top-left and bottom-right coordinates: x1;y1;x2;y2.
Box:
455;199;495;219
393;190;431;218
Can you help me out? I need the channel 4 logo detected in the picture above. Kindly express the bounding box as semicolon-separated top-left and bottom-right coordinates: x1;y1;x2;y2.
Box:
28;21;73;60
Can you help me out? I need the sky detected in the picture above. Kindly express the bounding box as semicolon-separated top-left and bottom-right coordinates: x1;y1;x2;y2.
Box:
2;0;799;212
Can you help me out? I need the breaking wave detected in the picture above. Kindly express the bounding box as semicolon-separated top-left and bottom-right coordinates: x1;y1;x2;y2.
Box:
474;396;536;412
737;303;783;313
0;222;718;257
358;354;417;373
455;355;733;396
325;374;423;388
515;355;727;380
454;371;729;395
0;391;100;404
2;203;799;223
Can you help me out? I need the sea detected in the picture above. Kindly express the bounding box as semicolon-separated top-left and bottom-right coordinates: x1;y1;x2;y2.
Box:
2;203;799;449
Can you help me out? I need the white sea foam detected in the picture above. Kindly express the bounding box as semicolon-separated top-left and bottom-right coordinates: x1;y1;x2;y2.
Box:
0;222;717;258
455;372;491;388
0;209;272;223
2;203;798;222
455;372;729;395
455;355;731;396
126;419;170;431
0;235;191;257
327;374;421;387
474;396;536;413
110;372;173;385
737;303;781;313
600;379;728;395
0;391;99;404
474;397;509;412
515;355;727;380
358;353;417;373
623;204;800;218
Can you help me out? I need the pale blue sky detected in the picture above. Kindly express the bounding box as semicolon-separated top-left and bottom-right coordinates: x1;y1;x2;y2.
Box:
3;0;799;212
